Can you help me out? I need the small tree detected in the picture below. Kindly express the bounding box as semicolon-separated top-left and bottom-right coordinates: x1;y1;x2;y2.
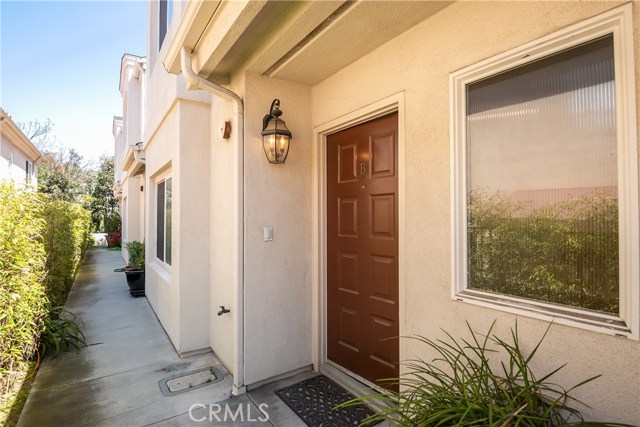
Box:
89;156;118;231
37;148;94;203
18;118;56;152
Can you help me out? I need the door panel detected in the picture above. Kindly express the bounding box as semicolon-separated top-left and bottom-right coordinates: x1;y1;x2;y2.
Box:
327;112;399;390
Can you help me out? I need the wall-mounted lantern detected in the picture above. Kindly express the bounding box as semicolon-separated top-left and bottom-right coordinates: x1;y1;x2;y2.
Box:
261;99;292;164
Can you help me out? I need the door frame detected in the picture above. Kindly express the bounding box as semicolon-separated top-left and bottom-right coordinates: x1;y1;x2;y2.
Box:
312;92;406;387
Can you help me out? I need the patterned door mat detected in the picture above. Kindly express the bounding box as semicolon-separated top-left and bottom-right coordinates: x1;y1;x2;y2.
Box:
275;375;380;427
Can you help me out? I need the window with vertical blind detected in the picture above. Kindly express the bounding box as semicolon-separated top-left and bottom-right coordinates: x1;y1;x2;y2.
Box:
451;6;638;337
156;177;172;265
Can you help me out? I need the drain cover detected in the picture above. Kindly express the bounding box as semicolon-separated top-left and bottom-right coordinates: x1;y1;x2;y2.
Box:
159;367;222;396
167;369;216;392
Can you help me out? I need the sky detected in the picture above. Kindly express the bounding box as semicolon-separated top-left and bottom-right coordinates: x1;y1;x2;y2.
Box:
1;0;147;163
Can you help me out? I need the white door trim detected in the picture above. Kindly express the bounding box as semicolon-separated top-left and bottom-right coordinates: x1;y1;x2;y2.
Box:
312;92;406;381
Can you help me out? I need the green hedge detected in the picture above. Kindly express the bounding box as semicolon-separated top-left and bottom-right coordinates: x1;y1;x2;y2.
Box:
0;184;48;406
0;183;92;420
41;200;92;306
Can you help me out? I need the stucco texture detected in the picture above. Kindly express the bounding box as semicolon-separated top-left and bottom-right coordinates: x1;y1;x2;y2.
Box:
241;72;314;386
311;1;639;423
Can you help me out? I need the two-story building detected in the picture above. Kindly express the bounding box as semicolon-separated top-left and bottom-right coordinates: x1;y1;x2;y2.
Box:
114;54;147;262
116;1;640;422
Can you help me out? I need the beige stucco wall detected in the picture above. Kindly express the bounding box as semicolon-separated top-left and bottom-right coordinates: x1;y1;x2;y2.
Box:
143;0;215;355
177;100;211;352
122;175;144;243
143;98;212;354
241;72;314;386
208;95;236;371
144;100;181;348
310;1;639;422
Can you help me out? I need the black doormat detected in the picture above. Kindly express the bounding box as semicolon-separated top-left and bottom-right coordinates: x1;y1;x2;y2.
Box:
275;375;380;427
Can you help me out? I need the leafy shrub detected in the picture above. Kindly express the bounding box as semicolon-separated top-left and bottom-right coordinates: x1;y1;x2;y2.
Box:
468;190;618;313
104;211;121;233
343;321;629;426
0;184;48;409
39;307;85;357
125;241;145;270
107;230;121;248
41;198;93;306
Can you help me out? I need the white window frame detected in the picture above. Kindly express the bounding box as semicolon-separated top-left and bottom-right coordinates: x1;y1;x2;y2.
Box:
450;4;639;339
155;173;172;267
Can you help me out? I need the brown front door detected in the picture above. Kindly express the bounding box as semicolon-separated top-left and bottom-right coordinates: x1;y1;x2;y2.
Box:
327;112;399;389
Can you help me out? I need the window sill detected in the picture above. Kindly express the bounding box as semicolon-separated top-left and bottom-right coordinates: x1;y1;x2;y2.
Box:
454;289;633;339
149;260;172;285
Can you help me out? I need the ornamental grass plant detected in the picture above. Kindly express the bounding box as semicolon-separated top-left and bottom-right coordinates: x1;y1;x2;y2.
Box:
342;321;634;427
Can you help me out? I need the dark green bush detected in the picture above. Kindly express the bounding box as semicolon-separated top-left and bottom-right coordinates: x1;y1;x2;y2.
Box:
104;211;121;234
0;184;48;418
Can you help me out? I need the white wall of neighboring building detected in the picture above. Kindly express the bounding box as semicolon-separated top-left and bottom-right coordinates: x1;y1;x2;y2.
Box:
0;140;37;186
1;109;41;188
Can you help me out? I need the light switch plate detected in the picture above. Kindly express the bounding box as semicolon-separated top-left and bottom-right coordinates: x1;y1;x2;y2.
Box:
263;226;273;242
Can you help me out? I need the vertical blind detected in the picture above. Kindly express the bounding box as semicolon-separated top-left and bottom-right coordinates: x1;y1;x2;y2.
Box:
465;35;619;314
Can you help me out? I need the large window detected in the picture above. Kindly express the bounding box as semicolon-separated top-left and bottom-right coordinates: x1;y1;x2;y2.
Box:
156;177;172;265
451;6;638;337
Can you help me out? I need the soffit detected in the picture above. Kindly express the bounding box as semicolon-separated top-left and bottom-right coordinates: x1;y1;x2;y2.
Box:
0;109;43;161
267;1;452;85
187;0;452;86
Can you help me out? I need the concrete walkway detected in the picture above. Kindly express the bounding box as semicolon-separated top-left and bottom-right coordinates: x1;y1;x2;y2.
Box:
17;248;312;427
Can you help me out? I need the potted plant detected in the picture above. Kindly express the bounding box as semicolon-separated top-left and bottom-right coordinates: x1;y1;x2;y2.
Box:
124;241;145;297
105;212;122;248
106;230;121;248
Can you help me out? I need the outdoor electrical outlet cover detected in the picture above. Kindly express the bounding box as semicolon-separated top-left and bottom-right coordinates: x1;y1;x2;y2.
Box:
264;226;273;242
159;366;223;396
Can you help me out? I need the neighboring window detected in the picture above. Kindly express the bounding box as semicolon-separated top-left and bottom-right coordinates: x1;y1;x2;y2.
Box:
158;0;170;49
25;160;33;184
156;177;172;265
451;6;638;337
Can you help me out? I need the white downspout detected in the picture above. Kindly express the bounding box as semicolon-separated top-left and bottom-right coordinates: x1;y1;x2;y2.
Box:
180;47;246;395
